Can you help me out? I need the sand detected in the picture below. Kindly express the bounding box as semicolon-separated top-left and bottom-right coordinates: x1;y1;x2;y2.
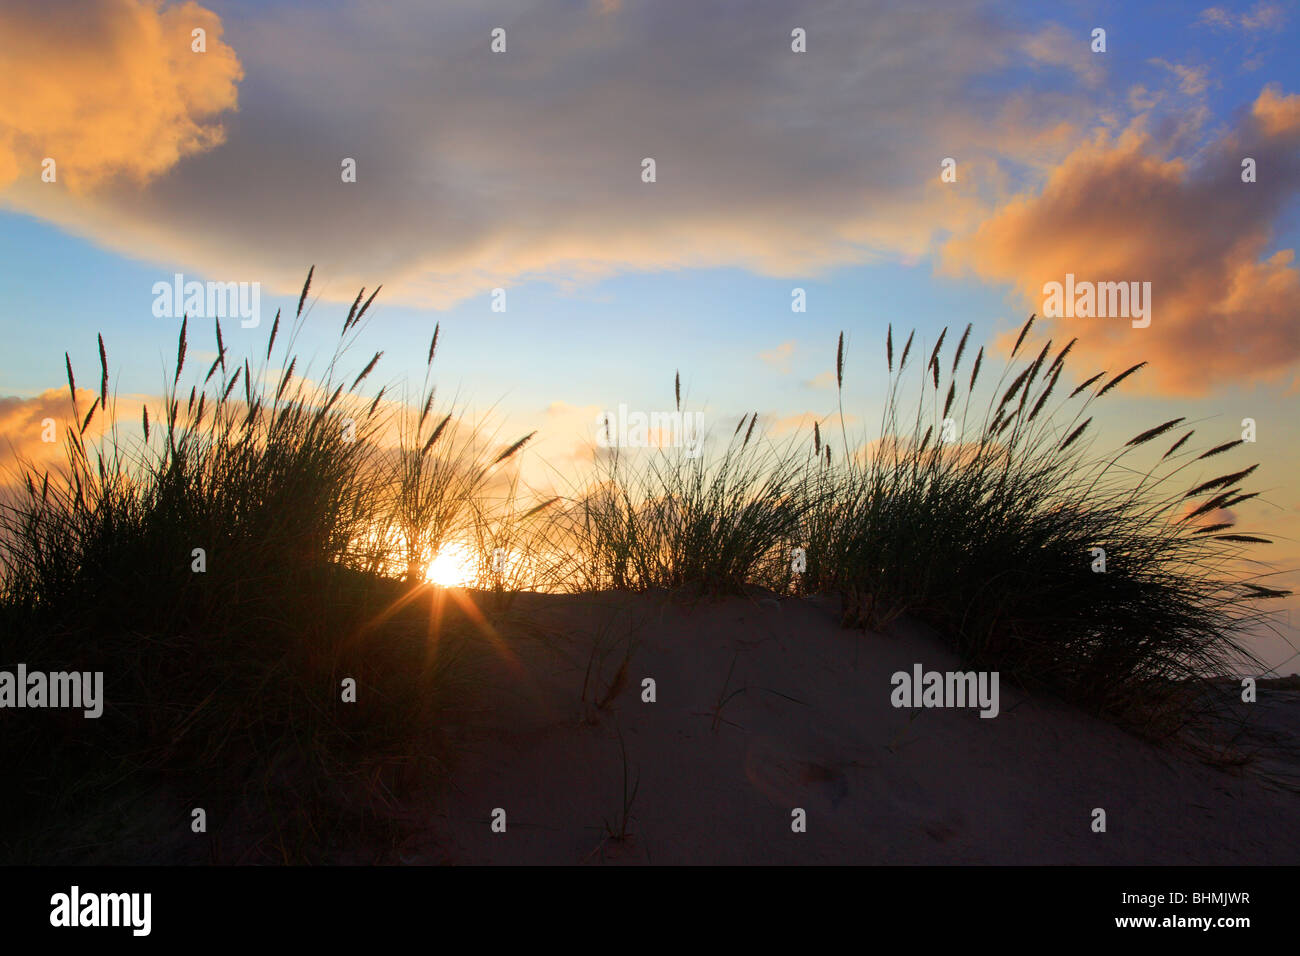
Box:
391;591;1300;865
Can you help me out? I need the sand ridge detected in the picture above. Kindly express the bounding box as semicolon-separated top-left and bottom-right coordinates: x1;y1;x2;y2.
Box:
397;591;1300;865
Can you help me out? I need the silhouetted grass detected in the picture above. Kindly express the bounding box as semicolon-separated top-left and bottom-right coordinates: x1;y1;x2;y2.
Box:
0;272;487;861
1;270;1291;860
809;318;1291;725
554;404;813;594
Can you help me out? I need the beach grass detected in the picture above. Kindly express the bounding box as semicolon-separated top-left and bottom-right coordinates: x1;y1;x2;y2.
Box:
809;317;1291;725
0;270;1291;860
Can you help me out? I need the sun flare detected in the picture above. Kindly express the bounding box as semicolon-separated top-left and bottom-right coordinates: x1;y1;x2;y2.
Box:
425;543;476;587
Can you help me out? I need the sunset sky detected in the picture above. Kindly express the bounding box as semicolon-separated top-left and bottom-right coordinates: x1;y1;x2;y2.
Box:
1;0;1298;668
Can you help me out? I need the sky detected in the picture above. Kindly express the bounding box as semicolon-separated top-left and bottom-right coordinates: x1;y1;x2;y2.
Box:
0;0;1298;670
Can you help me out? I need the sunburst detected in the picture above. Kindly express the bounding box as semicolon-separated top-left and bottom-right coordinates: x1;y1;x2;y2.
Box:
425;542;475;587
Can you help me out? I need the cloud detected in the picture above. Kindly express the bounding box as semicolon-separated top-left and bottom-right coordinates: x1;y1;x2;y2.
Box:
0;387;145;477
767;410;858;437
1021;23;1105;87
0;0;242;191
758;341;797;374
1;0;1097;308
538;400;605;466
768;412;819;436
1149;59;1210;98
1196;3;1285;31
941;86;1300;395
0;389;74;474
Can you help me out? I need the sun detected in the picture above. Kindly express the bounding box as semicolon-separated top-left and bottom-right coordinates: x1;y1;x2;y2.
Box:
425;542;476;587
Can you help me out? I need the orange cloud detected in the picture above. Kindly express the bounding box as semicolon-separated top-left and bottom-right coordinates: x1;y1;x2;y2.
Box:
0;0;241;191
758;341;797;374
942;86;1300;395
768;411;858;437
0;387;118;476
1253;84;1300;136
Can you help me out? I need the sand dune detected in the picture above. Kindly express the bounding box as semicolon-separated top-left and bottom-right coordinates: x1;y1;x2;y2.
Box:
395;592;1300;865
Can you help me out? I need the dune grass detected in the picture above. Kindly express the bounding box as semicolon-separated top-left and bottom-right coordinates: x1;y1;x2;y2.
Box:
0;272;499;861
0;270;1291;859
554;407;813;594
384;327;536;585
806;318;1291;724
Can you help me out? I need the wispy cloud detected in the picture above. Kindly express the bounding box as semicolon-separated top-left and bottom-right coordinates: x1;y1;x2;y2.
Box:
758;341;797;374
805;369;837;390
1196;3;1286;32
1021;23;1106;87
1149;59;1211;97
